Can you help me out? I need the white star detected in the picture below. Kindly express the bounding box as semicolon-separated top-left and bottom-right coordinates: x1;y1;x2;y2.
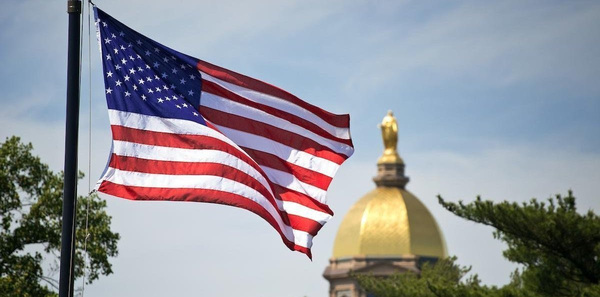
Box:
171;56;176;60
111;33;116;38
148;89;154;94
115;80;122;87
146;77;153;82
106;71;113;77
154;75;159;80
124;75;130;81
153;62;159;68
154;47;160;53
180;64;186;69
104;37;111;44
119;31;125;36
161;72;168;78
106;54;111;60
120;45;126;50
155;87;161;92
138;79;145;85
172;68;178;74
145;50;151;56
137;54;142;59
102;21;107;27
176;105;181;109
182;103;188;108
141;94;147;100
129;55;135;61
133;85;138;91
115;65;122;70
180;78;186;84
163;57;169;63
188;90;195;96
121;58;127;64
136;40;142;45
165;96;171;101
157;98;164;103
163;85;168;90
189;74;196;80
193;112;198;116
113;48;119;54
129;68;136;74
145;65;151;69
172;95;178;100
137;67;143;72
170;84;175;89
106;87;112;94
125;91;131;97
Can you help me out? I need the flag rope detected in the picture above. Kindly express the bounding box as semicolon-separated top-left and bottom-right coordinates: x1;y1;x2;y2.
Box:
80;0;94;296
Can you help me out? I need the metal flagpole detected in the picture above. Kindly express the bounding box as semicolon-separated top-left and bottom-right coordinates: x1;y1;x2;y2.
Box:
59;1;82;296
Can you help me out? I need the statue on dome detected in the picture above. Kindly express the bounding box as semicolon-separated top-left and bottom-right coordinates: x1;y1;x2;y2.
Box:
377;110;403;164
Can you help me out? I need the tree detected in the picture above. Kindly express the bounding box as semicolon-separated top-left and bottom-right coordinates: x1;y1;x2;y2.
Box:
438;191;600;297
355;192;599;297
355;257;530;297
0;136;119;296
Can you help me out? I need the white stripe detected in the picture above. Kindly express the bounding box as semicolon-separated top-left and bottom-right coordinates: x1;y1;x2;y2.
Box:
262;166;328;204
107;109;246;158
200;71;351;140
101;167;313;248
214;125;340;178
200;91;353;157
110;140;274;198
97;190;316;249
280;201;331;225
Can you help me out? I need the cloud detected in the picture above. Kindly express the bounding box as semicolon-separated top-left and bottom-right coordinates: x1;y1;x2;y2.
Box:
344;1;600;94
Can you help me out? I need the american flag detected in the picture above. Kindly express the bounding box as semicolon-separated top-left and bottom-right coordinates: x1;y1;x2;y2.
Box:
93;7;354;258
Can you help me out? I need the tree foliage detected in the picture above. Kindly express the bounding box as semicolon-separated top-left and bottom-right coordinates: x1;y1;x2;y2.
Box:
0;136;119;296
355;257;530;297
355;192;599;297
439;191;600;297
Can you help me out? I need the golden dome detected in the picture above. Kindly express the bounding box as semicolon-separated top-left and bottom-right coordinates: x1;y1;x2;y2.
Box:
332;111;447;259
332;187;447;258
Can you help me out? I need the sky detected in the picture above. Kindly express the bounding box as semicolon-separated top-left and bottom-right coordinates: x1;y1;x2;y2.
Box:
1;0;599;296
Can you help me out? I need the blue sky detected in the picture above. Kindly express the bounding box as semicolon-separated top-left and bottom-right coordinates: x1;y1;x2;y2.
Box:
1;1;599;296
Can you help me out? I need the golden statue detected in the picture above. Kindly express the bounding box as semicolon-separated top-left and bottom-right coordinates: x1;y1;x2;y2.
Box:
377;110;403;164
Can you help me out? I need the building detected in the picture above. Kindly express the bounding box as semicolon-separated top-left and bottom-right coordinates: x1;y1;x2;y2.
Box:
323;111;447;297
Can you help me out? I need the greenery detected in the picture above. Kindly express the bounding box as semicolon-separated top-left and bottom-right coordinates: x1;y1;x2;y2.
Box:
0;136;119;296
355;191;600;297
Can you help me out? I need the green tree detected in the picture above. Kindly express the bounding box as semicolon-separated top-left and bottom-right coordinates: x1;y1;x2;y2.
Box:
355;257;529;297
439;191;600;297
355;192;599;297
0;136;119;296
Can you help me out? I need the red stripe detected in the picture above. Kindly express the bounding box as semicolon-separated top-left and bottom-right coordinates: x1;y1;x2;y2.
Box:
108;154;275;207
111;125;263;178
242;148;333;191
98;180;312;258
111;125;284;212
197;59;350;129
108;154;327;236
273;184;334;216
200;106;347;164
201;80;353;147
288;214;324;236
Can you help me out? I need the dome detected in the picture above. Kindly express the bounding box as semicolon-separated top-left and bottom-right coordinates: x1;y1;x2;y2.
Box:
331;110;447;259
332;187;447;259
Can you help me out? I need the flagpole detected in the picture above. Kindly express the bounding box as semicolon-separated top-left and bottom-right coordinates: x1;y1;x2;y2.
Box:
59;1;82;297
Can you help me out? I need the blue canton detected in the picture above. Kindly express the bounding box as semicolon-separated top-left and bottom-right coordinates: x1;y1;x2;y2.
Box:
94;7;205;125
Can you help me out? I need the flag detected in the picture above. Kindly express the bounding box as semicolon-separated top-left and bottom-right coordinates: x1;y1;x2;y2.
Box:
93;7;354;258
